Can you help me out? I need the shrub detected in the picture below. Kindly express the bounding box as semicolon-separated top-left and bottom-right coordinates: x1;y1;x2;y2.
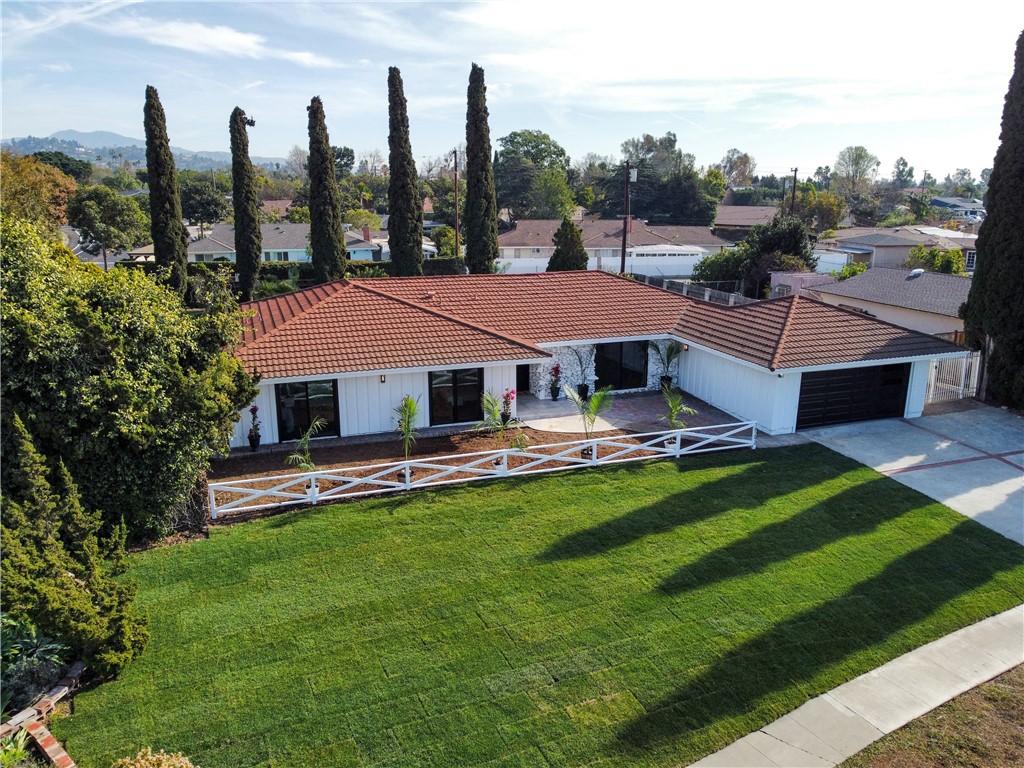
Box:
111;748;198;768
1;657;65;713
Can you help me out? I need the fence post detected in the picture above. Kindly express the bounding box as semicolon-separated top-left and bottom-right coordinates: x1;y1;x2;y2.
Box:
404;465;411;489
751;423;758;450
958;357;969;399
674;431;682;457
500;450;508;477
209;486;218;519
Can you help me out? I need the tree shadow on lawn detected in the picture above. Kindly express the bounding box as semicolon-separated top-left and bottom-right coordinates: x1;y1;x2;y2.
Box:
537;447;847;563
658;476;930;596
615;520;1024;755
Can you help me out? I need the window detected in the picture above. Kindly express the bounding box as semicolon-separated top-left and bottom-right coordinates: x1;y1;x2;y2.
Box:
429;368;483;426
594;341;648;390
965;250;976;270
263;251;290;262
275;380;339;441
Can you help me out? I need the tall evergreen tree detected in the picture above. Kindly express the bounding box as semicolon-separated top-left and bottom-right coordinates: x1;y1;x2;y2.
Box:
307;96;347;284
963;31;1024;408
143;85;188;294
387;66;424;276
230;107;262;301
547;218;589;271
464;63;499;273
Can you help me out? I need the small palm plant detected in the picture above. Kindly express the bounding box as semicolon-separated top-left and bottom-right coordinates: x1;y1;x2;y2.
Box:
286;417;326;473
476;390;506;438
394;395;419;462
565;384;615;442
659;383;698;429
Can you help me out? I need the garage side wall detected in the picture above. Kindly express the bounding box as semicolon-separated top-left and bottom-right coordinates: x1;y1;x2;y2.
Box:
905;360;931;419
677;347;798;434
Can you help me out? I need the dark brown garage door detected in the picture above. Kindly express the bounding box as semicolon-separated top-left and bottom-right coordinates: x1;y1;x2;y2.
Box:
796;363;911;430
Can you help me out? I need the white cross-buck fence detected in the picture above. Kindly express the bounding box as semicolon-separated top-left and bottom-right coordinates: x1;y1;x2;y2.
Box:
209;421;758;519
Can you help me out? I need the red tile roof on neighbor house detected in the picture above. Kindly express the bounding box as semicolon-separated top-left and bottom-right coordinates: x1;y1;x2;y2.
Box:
238;271;963;380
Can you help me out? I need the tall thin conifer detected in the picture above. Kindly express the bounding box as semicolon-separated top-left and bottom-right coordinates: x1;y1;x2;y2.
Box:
307;96;346;284
230;107;262;301
387;67;424;276
464;63;499;273
143;85;188;295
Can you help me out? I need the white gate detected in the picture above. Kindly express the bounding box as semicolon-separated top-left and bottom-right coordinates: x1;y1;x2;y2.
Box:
926;352;981;403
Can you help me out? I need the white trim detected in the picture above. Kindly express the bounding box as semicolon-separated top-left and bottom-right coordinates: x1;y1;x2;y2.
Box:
541;334;666;348
256;358;549;384
783;350;969;375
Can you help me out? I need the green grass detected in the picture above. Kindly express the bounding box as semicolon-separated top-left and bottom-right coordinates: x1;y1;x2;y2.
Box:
54;444;1024;767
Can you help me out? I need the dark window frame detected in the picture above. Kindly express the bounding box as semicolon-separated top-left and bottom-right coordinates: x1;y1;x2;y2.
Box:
274;379;340;441
429;368;484;426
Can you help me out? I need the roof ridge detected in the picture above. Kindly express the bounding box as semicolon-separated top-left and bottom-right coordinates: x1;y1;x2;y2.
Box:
240;281;347;348
769;295;800;371
349;281;548;354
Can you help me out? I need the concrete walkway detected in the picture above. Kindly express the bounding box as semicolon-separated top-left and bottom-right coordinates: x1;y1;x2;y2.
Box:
691;605;1024;767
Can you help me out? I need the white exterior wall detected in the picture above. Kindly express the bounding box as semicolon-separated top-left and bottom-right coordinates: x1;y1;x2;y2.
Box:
497;252;709;278
904;360;931;419
677;346;799;434
229;364;520;448
813;294;963;336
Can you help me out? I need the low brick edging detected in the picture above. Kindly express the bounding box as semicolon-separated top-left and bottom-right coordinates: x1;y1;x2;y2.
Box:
0;661;85;767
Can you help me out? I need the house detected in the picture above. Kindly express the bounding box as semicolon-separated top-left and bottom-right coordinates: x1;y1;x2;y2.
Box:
931;197;986;219
188;222;378;263
496;219;733;277
808;268;971;342
713;205;778;240
228;271;965;449
816;226;978;273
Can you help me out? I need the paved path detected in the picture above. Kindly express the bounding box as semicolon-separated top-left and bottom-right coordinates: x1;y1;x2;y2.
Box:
691;606;1024;767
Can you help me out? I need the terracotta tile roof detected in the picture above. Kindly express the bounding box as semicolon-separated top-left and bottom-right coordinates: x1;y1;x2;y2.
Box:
811;268;972;317
497;220;732;249
237;272;963;380
239;281;548;379
674;295;962;370
357;271;689;343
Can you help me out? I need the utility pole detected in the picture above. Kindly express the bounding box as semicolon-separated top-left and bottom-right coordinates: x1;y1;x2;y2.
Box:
790;167;798;215
453;148;460;259
619;161;633;274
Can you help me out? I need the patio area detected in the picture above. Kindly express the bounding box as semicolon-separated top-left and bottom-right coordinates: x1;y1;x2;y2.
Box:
517;389;731;434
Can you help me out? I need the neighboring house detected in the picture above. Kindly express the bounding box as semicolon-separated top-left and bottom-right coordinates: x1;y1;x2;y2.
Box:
808;268;971;341
228;271;964;449
816;226;978;273
260;199;293;219
931;197;986;219
769;271;837;298
496;219;733;277
187;222;378;263
713;205;778;241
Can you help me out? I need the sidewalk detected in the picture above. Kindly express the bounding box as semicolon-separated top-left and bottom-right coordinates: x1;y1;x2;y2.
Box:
690;605;1024;767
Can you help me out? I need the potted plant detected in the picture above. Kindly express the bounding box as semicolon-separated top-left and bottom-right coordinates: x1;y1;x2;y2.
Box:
549;364;562;401
565;384;614;459
659;383;698;448
651;341;683;391
500;388;515;425
247;405;261;451
286;417;326;498
569;346;595;399
394;395;419;480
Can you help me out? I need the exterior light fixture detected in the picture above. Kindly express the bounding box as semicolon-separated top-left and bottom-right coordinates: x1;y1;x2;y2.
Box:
380;375;386;383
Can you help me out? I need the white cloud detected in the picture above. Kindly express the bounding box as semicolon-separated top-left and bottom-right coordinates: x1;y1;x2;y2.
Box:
43;63;73;73
2;0;140;42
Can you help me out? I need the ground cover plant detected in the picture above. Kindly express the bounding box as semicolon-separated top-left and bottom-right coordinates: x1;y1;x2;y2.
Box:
55;444;1024;767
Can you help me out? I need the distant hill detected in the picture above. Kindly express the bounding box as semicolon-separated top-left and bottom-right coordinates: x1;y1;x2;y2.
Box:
2;130;286;171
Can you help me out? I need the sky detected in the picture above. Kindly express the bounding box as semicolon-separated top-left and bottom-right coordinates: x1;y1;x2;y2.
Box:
3;1;1022;183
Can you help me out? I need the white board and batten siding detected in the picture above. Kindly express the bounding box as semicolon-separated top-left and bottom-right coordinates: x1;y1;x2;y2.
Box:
229;364;520;449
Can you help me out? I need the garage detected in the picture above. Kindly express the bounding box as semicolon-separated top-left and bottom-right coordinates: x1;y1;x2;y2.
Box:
796;363;911;429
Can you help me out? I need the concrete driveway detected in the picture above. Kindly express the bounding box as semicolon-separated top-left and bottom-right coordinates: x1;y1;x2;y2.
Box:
805;401;1024;545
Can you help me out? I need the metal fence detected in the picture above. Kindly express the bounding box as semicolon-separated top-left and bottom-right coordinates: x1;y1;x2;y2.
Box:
926;352;981;403
209;421;758;519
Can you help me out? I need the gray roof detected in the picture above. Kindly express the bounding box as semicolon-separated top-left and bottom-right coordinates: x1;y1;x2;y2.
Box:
839;233;922;247
188;222;374;255
497;219;733;249
811;267;972;317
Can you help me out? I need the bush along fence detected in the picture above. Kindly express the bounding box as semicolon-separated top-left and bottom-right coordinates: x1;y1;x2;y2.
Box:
209;421;757;518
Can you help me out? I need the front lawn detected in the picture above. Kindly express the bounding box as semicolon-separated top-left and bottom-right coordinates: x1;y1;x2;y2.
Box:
55;444;1024;767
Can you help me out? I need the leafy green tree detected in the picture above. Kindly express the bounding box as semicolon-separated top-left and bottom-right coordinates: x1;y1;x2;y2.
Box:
307;97;347;284
230;107;262;301
31;151;93;183
963;31;1024;407
144;85;189;295
464;63;499;273
0;151;77;235
903;245;967;275
431;225;457;259
719;149;757;186
179;177;229;236
387;67;424;276
785;186;847;232
891;157;915;188
345;208;383;231
332;145;355;181
621;132;690;176
68;185;150;269
693;215;815;297
1;415;148;675
494;129;570;221
100;168;143;192
1;215;257;541
546;218;588;271
831;261;868;281
833;145;880;197
530;167;576;219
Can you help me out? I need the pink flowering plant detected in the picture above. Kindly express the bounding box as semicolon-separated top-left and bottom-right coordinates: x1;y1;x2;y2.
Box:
549;364;561;388
247;405;261;441
501;388;516;417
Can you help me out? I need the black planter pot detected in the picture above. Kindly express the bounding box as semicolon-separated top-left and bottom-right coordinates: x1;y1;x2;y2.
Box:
501;412;512;426
576;383;590;400
248;435;261;452
580;446;595;459
550;385;560;401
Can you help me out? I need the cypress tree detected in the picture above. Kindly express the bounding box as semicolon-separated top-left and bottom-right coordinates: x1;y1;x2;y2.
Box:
547;218;589;271
307;96;347;284
963;31;1024;408
230;107;262;301
143;85;188;295
387;66;424;276
465;63;499;273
